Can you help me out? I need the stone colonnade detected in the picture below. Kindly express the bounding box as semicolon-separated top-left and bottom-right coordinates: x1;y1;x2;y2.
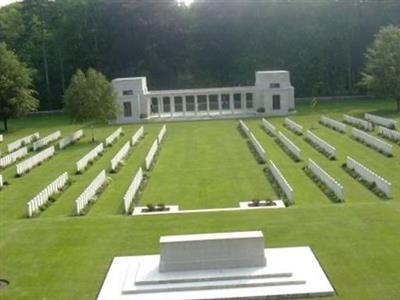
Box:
148;89;255;117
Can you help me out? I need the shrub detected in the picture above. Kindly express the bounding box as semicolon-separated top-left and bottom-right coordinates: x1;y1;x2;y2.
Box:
257;107;265;113
146;204;156;212
157;203;166;211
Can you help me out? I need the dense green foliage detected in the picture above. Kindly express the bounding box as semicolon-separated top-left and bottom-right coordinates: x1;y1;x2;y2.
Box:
361;26;400;111
0;99;399;299
64;68;117;123
0;43;38;131
1;0;400;109
64;68;117;141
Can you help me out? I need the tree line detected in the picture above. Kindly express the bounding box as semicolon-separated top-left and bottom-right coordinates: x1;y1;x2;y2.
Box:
0;0;400;111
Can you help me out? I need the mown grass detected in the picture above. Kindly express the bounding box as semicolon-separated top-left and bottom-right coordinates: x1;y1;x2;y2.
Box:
0;98;399;300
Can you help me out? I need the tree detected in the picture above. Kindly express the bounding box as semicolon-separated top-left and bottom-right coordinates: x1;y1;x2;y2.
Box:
64;68;118;142
0;43;39;131
361;25;400;112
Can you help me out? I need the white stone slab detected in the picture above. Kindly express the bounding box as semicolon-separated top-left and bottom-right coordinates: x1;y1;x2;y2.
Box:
131;202;285;216
132;205;179;215
239;200;285;209
98;246;335;300
159;231;266;272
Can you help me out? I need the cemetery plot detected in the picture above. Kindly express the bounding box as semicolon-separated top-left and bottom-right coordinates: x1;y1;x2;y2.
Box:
59;129;83;149
261;118;277;136
378;126;400;144
75;169;108;215
343;156;392;199
305;130;337;160
239;120;267;163
33;131;61;151
265;160;294;205
0;147;29;169
319;116;347;133
1;99;400;300
343;114;373;131
16;146;55;176
7;132;39;152
76;143;104;173
276;131;302;162
27;172;69;217
365;113;397;129
352;127;393;156
105;127;123;146
304;158;344;203
284;118;303;135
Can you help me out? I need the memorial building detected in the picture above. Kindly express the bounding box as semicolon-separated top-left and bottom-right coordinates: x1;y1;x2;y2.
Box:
113;70;295;123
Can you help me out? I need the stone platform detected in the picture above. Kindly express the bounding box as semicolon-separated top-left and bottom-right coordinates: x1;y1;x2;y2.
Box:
98;247;335;299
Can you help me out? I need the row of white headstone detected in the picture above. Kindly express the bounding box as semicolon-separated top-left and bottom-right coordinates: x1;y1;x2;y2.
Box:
0;147;29;169
378;126;400;143
111;126;145;172
16;146;55;176
75;169;107;215
145;141;159;170
132;126;144;146
320;116;347;133
105;127;123;146
33;131;61;151
269;160;294;203
7;132;40;153
352;127;393;156
123;167;144;213
305;130;337;159
364;113;397;129
262;118;277;136
239;120;267;162
249;132;267;162
343;114;373;131
0;174;3;187
346;156;392;198
277;131;302;161
59;129;83;149
308;158;344;201
110;141;131;171
27;172;69;217
145;125;167;170
76;143;104;173
239;120;250;135
284;118;304;135
158;125;167;144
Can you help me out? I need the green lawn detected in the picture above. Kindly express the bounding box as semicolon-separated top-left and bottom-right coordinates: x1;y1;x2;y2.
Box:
0;98;399;299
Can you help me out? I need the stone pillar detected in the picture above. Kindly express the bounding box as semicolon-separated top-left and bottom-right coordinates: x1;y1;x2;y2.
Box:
147;96;151;117
230;93;234;114
206;95;210;115
218;94;222;115
170;96;175;117
158;97;162;117
195;95;198;116
183;95;186;116
242;92;246;112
